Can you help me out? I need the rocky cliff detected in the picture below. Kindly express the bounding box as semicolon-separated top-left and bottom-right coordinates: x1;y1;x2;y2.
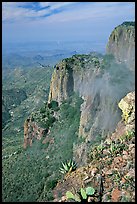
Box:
49;54;104;100
106;22;135;72
24;22;135;154
48;28;135;139
48;22;135;106
23;117;47;149
46;22;135;166
53;91;135;202
48;60;74;105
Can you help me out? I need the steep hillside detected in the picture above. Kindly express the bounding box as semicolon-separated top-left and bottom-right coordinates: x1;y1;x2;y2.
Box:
106;21;135;72
53;91;135;202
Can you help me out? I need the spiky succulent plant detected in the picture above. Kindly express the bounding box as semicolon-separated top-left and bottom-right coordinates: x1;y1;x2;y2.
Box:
59;159;77;174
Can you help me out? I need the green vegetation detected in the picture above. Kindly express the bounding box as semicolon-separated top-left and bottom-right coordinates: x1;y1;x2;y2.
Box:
100;54;115;70
112;170;121;185
121;21;135;27
88;134;129;162
2;66;53;136
30;101;58;130
59;159;77;174
48;100;59;111
109;141;127;156
2;88;27;127
66;191;81;202
2;93;83;202
63;52;102;72
66;186;95;202
119;130;135;143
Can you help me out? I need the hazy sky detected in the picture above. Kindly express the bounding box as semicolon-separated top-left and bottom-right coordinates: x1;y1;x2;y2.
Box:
2;2;135;44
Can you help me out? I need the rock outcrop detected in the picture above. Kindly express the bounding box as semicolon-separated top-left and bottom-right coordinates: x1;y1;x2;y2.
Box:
48;60;74;105
23;118;48;149
48;54;102;104
118;91;135;126
106;22;135;72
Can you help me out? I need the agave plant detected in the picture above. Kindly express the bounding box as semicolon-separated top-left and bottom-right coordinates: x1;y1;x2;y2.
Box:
59;159;77;174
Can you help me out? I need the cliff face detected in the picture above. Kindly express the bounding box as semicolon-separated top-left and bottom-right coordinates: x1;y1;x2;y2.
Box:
46;22;135;167
48;54;103;102
48;60;74;105
48;54;113;140
48;60;134;145
106;22;135;71
24;21;135;157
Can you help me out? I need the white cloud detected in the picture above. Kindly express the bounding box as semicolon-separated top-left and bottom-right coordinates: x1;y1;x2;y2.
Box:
2;2;135;24
49;2;77;10
2;3;26;21
2;2;135;43
39;2;76;10
2;2;51;22
39;2;135;23
39;2;54;8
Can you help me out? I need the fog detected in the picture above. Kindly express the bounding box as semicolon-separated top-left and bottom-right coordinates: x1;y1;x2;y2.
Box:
74;56;135;140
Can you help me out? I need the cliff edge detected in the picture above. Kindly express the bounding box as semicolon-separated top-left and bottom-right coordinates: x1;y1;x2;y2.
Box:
106;21;135;71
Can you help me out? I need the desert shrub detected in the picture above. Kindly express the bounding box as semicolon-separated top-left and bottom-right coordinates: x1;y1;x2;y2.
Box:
121;21;135;26
46;179;58;190
47;116;56;126
48;100;59;111
40;107;47;113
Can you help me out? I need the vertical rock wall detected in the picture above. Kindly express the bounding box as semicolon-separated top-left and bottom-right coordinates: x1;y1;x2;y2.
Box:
106;23;135;72
48;60;74;105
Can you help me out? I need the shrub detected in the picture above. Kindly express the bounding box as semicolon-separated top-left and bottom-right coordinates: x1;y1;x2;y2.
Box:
48;100;59;111
40;107;46;113
46;179;58;190
121;21;135;26
47;116;56;127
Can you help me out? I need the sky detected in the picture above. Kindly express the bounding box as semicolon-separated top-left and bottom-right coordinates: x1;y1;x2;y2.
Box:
2;2;135;45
